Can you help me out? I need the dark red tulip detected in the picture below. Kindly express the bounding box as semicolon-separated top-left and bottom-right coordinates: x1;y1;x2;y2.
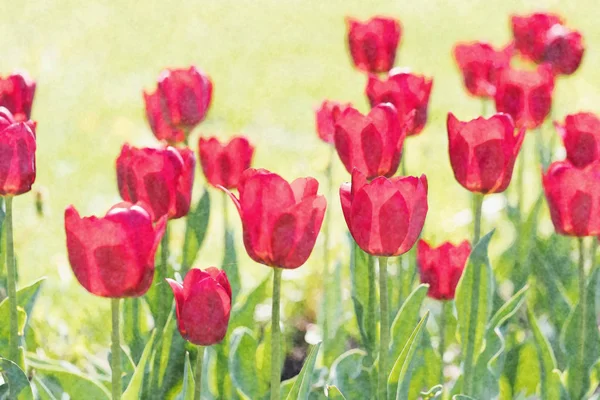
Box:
453;42;513;98
144;66;212;143
0;107;36;196
65;202;166;298
198;136;254;189
0;72;36;121
117;145;194;221
221;168;327;269
417;240;471;300
494;65;554;129
543;25;584;75
365;68;433;135
511;13;563;63
340;168;428;257
543;160;600;236
167;267;232;346
334;103;406;179
315;100;352;144
554;112;600;168
347;16;401;73
447;112;525;194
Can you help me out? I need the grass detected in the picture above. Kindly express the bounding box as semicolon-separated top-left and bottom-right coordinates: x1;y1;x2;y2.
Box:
0;0;597;362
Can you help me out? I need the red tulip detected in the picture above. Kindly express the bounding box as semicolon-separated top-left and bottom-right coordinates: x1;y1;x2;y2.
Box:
315;100;352;144
167;267;232;346
511;13;563;63
221;168;327;269
543;25;584;75
347;16;401;73
447;112;525;194
0;72;36;121
0;107;36;196
340;168;428;257
144;66;212;143
417;240;471;300
554;112;600;168
117;145;194;221
543;160;600;237
365;68;433;135
198;136;254;189
334;103;406;179
494;65;554;130
64;202;166;298
453;42;513;98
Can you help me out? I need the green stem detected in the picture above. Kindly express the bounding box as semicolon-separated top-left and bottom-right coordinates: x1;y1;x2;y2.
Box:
439;301;449;384
157;224;170;331
378;257;389;400
5;197;19;365
367;254;377;363
322;147;334;346
111;298;122;400
578;237;586;385
222;191;229;244
463;249;482;396
591;239;598;273
472;194;484;244
194;346;205;400
270;268;282;400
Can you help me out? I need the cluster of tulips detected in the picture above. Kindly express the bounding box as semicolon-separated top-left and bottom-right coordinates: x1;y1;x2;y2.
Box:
0;7;598;400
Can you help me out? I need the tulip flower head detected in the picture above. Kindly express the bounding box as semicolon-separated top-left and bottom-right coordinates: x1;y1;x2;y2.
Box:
511;12;563;63
117;145;195;221
494;65;554;130
453;42;513;98
347;16;401;74
334;103;407;179
447;112;525;194
340;168;428;257
198;136;254;189
0;107;36;196
167;267;232;346
0;72;36;121
543;160;600;237
543;24;584;75
315;100;352;144
555;112;600;168
64;202;166;298
144;66;212;143
366;68;433;135
417;240;471;300
221;168;327;269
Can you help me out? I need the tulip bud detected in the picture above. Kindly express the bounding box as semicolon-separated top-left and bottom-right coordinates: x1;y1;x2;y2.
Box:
0;107;36;196
554;112;600;168
198;136;254;189
417;240;471;300
346;16;401;74
0;72;36;121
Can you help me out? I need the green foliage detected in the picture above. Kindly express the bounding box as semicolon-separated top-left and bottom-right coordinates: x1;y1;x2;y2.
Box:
229;327;267;399
285;342;321;400
388;284;429;364
122;331;155;400
182;189;211;273
222;227;240;305
0;357;32;400
327;349;372;399
175;352;195;400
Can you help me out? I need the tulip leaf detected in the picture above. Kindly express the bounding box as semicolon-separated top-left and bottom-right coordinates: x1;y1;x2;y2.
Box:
122;297;151;364
26;355;110;399
387;311;430;400
321;260;347;367
472;285;528;398
31;375;59;400
420;384;443;399
527;306;563;400
0;357;33;400
407;330;442;400
326;385;347;399
561;267;600;400
228;327;262;399
229;275;270;333
455;231;494;396
388;284;428;364
453;396;476;400
154;310;187;399
328;349;372;399
175;352;194;400
222;226;239;305
285;342;321;400
182;189;211;273
122;331;155;400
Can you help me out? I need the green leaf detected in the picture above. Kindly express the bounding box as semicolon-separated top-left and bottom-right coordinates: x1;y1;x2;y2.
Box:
387;311;430;400
182;189;211;273
326;385;347;399
154;310;187;399
229;276;270;333
31;375;59;400
26;355;110;399
349;238;376;359
321;260;347;367
472;285;528;398
285;342;321;400
228;327;262;399
561;267;600;400
408;330;441;400
328;349;372;399
455;231;494;395
527;306;563;400
176;352;194;400
389;284;428;363
452;396;476;400
513;342;540;396
222;227;239;305
0;357;33;400
420;384;443;399
122;331;155;400
122;297;151;364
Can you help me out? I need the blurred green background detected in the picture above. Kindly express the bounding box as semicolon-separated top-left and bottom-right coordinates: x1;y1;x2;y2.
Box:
0;0;597;363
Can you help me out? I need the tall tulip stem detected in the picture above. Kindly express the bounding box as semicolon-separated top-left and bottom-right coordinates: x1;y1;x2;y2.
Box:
111;298;122;400
578;237;586;381
378;256;390;400
270;268;282;400
222;191;229;244
5;196;19;365
367;254;377;363
472;194;484;244
157;224;170;330
194;346;205;400
322;147;334;349
439;301;449;383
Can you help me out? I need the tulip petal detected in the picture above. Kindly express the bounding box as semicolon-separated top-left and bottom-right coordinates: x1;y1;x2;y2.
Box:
290;177;319;202
166;278;186;335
